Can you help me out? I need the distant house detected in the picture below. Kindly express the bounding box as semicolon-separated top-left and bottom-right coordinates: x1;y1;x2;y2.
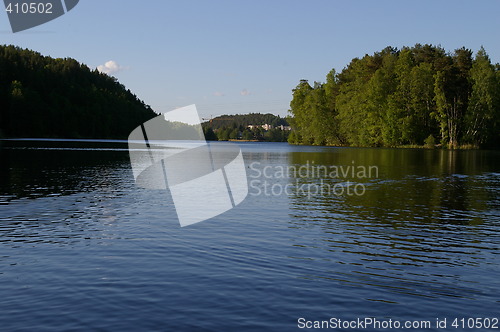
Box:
247;124;290;131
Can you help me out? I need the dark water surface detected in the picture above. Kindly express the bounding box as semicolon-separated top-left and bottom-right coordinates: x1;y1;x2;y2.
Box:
1;140;499;331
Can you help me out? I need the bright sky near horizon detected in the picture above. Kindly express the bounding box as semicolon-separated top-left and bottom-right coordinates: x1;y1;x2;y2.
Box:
1;0;500;119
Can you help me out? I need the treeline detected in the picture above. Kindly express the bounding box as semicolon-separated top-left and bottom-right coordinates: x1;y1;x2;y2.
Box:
202;113;290;142
205;113;288;130
0;45;156;139
289;44;500;148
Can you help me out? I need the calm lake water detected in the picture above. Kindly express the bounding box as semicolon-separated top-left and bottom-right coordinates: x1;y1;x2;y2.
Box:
1;140;499;331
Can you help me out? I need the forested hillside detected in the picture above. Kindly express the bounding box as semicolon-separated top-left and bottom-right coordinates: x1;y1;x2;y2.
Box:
202;113;290;141
289;44;500;148
0;45;156;139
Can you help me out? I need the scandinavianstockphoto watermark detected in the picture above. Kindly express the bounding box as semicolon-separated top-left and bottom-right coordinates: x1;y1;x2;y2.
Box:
248;161;379;198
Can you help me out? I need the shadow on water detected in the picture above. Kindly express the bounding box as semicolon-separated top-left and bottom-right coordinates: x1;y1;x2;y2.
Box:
288;148;500;225
0;140;143;245
0;140;133;201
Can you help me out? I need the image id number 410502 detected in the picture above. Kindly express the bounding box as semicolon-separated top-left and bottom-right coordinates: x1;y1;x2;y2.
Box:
451;317;499;329
5;2;53;14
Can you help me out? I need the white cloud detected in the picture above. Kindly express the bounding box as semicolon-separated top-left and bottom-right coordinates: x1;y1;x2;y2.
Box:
97;60;126;75
213;91;225;97
240;89;251;96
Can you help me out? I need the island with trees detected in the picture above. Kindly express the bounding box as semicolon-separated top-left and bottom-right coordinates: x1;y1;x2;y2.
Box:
288;44;500;149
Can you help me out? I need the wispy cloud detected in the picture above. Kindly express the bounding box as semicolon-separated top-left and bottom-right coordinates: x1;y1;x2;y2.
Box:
213;91;225;97
97;60;127;75
240;89;251;96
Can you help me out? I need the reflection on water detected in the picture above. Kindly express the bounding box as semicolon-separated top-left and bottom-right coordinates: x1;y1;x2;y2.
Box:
0;140;499;331
0;140;132;201
284;148;499;305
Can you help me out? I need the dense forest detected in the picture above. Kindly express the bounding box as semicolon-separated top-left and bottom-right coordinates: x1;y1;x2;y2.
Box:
289;44;500;148
0;45;156;139
202;113;290;142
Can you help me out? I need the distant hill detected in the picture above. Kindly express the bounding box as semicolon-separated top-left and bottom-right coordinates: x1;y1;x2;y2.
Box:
204;113;289;130
202;113;290;142
0;45;156;139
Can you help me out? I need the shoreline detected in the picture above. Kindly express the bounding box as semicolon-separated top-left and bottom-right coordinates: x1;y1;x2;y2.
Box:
288;142;483;150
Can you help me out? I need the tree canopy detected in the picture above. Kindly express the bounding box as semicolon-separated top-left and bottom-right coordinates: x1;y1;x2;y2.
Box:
0;45;156;139
288;44;500;148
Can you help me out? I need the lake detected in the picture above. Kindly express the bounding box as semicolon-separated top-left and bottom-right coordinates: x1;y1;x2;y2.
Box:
1;140;499;331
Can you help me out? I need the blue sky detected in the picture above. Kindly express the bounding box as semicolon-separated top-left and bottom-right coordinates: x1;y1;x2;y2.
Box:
2;0;500;119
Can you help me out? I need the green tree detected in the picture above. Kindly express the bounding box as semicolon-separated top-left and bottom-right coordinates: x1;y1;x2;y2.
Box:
464;47;498;145
288;79;314;144
203;126;218;141
433;48;473;148
433;70;450;145
336;57;375;146
388;48;414;145
217;128;230;141
242;129;254;140
410;62;437;143
229;128;239;140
